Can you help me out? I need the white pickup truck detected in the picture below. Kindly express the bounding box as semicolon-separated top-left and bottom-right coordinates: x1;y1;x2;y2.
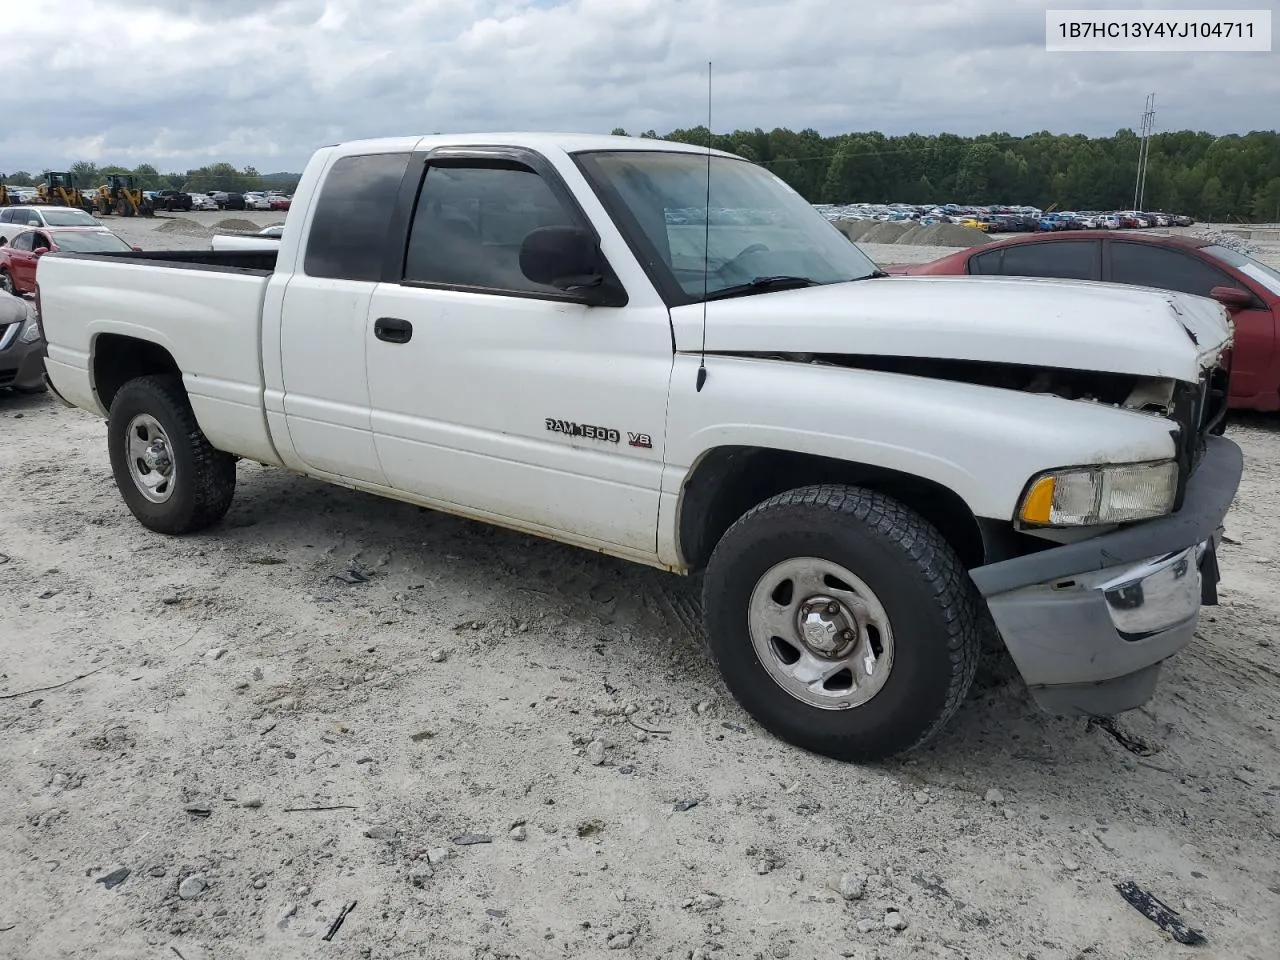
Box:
37;133;1242;762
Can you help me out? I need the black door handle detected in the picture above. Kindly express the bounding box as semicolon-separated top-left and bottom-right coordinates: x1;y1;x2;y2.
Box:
374;316;413;344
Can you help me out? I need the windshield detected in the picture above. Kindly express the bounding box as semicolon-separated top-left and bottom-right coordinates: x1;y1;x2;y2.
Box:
575;150;878;303
41;209;101;227
52;231;130;253
1204;244;1280;298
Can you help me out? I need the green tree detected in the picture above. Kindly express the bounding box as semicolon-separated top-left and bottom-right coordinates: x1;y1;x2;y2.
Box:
70;160;99;189
1200;176;1225;220
1252;177;1280;222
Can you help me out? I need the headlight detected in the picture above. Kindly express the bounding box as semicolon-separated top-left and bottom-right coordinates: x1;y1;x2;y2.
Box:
19;313;42;343
1017;460;1178;527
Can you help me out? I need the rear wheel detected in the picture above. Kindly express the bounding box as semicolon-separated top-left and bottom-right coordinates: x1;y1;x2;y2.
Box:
0;269;13;295
107;375;237;534
702;484;981;762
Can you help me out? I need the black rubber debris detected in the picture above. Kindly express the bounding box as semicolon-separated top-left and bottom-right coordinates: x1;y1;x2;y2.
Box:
1115;881;1206;945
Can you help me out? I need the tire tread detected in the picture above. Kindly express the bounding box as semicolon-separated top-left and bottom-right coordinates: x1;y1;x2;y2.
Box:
108;375;236;534
703;483;981;759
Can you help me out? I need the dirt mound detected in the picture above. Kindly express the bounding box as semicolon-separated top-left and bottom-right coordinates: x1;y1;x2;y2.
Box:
155;218;213;238
858;221;911;244
832;219;874;241
215;218;261;233
899;222;991;247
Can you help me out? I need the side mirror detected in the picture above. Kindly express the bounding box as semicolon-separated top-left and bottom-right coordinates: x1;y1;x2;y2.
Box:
1209;285;1253;311
519;226;626;306
32;247;50;258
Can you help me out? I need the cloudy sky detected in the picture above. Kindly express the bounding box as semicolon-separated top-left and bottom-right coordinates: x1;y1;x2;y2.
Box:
2;0;1276;174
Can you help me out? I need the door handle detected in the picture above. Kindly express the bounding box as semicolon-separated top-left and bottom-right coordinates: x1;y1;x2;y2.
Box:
374;316;413;344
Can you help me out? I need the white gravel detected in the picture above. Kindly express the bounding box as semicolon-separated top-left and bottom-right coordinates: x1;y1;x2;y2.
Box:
1;219;1278;960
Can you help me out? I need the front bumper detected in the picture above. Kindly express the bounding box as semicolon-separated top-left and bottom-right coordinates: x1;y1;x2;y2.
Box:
0;329;47;391
970;435;1243;716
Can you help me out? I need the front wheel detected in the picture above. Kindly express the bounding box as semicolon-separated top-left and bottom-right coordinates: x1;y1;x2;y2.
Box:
702;484;981;762
107;375;237;534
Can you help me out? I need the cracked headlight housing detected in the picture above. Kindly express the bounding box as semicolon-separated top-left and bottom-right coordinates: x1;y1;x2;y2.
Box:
19;311;42;344
1017;460;1178;527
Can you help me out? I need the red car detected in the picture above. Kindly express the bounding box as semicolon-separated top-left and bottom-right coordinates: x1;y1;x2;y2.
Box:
0;226;135;297
889;231;1280;412
268;195;292;211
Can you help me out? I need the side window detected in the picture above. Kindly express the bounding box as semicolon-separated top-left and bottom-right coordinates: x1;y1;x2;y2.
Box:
0;209;11;223
34;232;51;250
999;240;1097;280
968;250;1002;275
11;232;32;252
26;212;42;226
1109;242;1234;299
303;152;410;281
403;163;577;295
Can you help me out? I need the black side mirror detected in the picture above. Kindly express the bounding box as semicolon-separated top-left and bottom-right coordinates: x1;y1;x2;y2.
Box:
520;226;626;306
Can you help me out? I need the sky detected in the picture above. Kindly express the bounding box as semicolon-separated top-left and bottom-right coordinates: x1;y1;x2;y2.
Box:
1;0;1276;174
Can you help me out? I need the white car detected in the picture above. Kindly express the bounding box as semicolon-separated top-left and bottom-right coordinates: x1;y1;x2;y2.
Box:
0;205;104;243
189;193;218;211
37;132;1239;763
209;224;284;250
243;193;272;211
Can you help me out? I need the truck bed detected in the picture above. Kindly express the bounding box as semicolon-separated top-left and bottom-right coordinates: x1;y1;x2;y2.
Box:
38;247;281;465
55;248;278;274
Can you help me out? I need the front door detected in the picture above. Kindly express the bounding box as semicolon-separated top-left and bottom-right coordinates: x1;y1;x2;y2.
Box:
365;150;673;553
7;231;38;293
1106;239;1274;402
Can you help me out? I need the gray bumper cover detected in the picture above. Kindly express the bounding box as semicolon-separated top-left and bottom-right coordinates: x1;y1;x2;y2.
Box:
969;435;1243;716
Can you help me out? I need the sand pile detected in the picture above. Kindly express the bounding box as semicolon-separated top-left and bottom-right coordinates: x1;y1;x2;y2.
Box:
215;218;261;233
833;219;990;248
155;218;214;238
832;219;874;241
898;222;991;247
858;221;911;244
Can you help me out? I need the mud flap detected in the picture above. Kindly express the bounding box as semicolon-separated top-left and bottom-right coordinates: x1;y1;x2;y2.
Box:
1199;537;1220;606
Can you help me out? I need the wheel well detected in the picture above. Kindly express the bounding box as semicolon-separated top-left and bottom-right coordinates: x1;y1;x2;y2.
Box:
92;334;181;411
677;446;986;572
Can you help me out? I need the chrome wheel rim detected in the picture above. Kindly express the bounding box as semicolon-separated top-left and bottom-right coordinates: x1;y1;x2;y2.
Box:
748;557;895;710
125;414;176;503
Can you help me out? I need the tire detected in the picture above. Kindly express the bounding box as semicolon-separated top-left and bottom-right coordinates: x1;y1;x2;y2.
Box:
702;484;981;762
0;269;13;296
107;375;237;534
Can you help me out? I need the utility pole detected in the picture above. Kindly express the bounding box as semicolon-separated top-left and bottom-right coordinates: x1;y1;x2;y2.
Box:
1133;93;1156;211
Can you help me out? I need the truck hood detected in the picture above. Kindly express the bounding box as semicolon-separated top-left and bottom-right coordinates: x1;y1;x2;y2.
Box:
670;275;1232;382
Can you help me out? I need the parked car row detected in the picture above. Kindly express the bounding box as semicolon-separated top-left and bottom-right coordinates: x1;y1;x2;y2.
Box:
816;201;1196;233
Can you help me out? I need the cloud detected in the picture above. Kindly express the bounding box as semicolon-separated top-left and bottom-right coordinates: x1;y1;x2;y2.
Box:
0;0;1274;173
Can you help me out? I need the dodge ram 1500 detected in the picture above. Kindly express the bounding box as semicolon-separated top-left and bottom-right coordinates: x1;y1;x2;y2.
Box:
37;133;1242;761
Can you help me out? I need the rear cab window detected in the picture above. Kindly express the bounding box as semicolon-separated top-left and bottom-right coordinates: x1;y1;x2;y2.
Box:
303;152;411;281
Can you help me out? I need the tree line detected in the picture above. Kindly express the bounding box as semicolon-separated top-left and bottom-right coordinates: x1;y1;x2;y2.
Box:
612;126;1280;221
8;127;1279;219
3;162;299;196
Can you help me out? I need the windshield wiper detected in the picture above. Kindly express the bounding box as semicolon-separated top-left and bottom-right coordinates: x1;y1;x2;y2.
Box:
704;275;820;301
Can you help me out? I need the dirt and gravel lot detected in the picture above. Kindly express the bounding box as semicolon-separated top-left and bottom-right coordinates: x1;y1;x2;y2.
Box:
1;221;1278;960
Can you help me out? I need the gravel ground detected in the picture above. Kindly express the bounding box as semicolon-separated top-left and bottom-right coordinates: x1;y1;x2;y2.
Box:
1;219;1279;960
